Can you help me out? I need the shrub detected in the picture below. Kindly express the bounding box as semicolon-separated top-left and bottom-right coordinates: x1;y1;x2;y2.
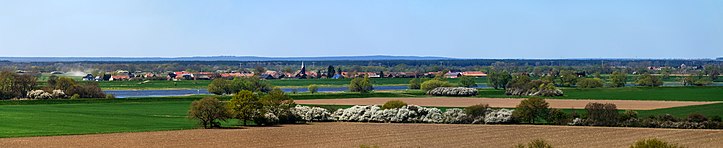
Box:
27;90;53;99
711;115;722;122
515;139;553;148
506;78;562;97
621;110;638;121
484;109;514;124
576;78;604;88
227;90;261;126
427;87;478;96
610;71;627;87
408;78;422;89
636;73;663;87
487;70;512;89
465;104;490;119
459;76;477;88
420;79;453;91
382;100;407;109
687;113;708;122
629;138;683;148
70;94;81;99
188;97;229;128
308;85;319;94
68;83;105;98
260;88;297;124
547;109;569;125
513;97;550;124
105;94;116;99
349;77;373;93
291;105;332;121
208;77;273;95
585;103;619;126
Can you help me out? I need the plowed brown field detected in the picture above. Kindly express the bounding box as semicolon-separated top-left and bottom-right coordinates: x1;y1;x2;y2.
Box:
296;97;718;110
1;122;721;148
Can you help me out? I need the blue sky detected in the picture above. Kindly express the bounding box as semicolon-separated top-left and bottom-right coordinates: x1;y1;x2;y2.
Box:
0;0;721;59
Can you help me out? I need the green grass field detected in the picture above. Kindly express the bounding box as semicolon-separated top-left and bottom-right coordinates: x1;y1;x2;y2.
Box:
1;86;721;138
478;87;723;101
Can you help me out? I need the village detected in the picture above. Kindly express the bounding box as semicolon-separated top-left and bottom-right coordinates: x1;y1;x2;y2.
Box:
79;62;488;81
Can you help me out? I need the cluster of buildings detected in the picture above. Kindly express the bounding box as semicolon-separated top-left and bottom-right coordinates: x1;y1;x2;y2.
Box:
80;62;487;81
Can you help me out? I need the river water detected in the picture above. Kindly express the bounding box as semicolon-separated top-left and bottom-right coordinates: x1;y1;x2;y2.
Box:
104;82;722;98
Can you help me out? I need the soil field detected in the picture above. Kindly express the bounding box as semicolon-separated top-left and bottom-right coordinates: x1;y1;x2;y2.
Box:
1;122;721;148
296;97;719;110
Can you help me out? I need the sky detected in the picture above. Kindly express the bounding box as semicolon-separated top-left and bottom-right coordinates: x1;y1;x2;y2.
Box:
0;0;721;59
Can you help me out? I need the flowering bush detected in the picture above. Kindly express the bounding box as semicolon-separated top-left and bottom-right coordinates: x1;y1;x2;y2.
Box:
27;90;66;100
291;105;332;121
484;109;514;124
327;105;512;124
427;87;478;96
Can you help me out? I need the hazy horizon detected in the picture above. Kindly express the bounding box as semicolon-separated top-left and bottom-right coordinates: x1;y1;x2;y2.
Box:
1;0;722;59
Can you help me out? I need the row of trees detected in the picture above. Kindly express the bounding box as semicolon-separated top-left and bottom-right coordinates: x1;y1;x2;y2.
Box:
0;71;105;99
487;68;713;89
512;97;722;128
207;77;272;95
0;71;37;99
189;88;296;128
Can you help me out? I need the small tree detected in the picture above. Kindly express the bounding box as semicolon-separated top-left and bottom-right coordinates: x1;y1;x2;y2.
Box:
513;97;550;124
636;73;663;87
349;76;373;93
381;100;407;109
465;104;490;118
559;70;578;87
687;113;708;122
227;90;261;126
260;88;296;124
459;76;477;88
420;79;452;91
308;85;319;94
408;78;422;89
610;71;627;87
585;102;619;126
188;97;229;128
630;138;683;148
576;78;604;88
547;108;569;125
487;70;512;89
208;78;231;95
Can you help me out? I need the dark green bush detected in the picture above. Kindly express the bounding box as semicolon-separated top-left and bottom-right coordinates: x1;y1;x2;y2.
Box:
629;138;683;148
687;113;708;122
308;85;319;94
547;109;569;125
576;78;604;88
382;100;407;109
515;139;553;148
420;79;452;91
465;104;490;118
409;78;422;89
188;97;229;128
585;102;619;126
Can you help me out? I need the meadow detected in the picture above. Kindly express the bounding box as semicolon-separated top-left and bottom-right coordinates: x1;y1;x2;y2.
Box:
1;86;721;138
478;86;723;101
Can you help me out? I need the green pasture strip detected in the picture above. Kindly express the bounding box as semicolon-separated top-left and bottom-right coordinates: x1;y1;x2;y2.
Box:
637;103;723;118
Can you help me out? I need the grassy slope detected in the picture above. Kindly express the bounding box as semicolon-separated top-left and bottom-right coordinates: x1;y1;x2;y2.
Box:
0;101;196;138
478;87;723;101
